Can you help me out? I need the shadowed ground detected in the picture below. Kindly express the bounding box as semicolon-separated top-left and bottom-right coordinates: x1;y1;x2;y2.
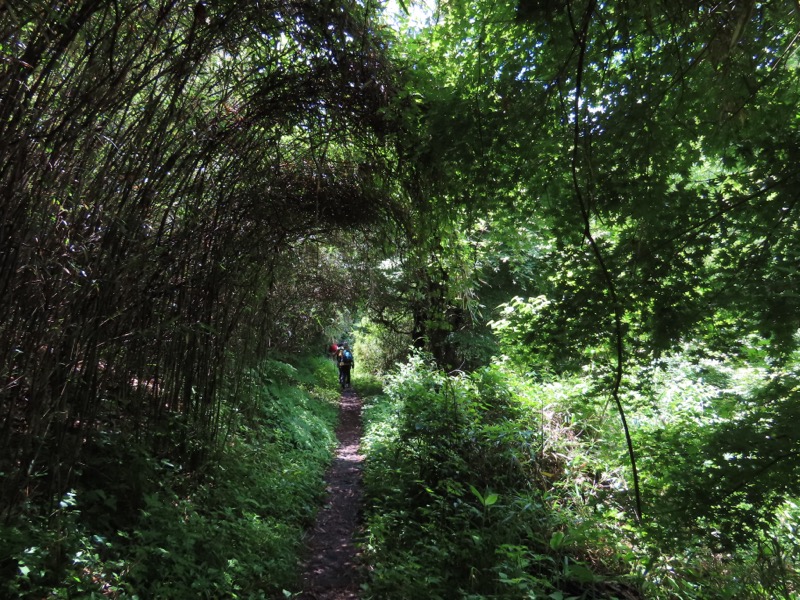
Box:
299;389;364;600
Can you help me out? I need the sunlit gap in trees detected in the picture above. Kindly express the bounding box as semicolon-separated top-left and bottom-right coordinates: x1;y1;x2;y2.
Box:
383;0;435;31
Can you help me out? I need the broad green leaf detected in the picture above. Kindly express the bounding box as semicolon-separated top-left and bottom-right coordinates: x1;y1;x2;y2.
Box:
549;531;566;550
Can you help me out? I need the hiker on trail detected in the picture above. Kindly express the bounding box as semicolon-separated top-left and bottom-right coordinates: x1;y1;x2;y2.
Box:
337;342;354;388
328;341;339;361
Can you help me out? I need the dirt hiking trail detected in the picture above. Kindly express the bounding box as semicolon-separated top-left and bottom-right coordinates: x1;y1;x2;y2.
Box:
298;389;365;600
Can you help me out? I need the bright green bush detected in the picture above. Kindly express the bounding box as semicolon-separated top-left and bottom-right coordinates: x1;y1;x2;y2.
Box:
490;293;800;599
360;353;641;599
353;317;411;376
629;348;800;599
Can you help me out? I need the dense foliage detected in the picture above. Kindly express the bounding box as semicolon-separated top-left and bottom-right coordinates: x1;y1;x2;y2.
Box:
0;0;398;516
361;353;799;599
1;356;341;598
361;355;640;599
355;0;800;597
3;0;800;597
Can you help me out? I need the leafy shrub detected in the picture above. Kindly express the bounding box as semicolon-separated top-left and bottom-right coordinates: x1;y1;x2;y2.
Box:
630;347;800;599
353;317;411;376
0;356;339;599
360;353;642;599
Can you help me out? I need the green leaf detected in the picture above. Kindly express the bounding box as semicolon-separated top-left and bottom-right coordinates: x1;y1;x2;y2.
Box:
565;563;595;583
549;531;566;550
468;484;484;505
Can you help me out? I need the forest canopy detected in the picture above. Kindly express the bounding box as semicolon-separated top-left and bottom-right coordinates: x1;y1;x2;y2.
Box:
0;0;401;507
363;0;800;594
1;0;799;597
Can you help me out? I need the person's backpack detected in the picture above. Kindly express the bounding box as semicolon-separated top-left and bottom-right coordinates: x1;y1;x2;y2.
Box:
341;349;353;364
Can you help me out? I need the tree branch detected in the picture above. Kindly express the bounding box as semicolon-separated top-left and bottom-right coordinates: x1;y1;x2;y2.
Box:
570;0;643;523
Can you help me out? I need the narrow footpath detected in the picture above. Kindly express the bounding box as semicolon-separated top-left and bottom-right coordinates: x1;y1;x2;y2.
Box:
299;389;364;600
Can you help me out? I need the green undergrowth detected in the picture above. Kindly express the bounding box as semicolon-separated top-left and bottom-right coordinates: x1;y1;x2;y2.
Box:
360;353;642;600
1;356;340;599
360;351;800;599
351;371;385;399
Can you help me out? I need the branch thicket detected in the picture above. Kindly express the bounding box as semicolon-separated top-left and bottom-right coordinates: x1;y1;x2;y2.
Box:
0;0;398;513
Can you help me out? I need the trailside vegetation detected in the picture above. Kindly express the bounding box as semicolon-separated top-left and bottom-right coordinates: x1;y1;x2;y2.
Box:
0;0;399;596
3;0;800;598
362;355;644;599
355;0;800;598
1;356;340;598
361;351;799;599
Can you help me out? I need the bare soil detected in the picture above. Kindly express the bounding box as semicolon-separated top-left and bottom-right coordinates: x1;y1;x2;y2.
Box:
298;389;364;600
